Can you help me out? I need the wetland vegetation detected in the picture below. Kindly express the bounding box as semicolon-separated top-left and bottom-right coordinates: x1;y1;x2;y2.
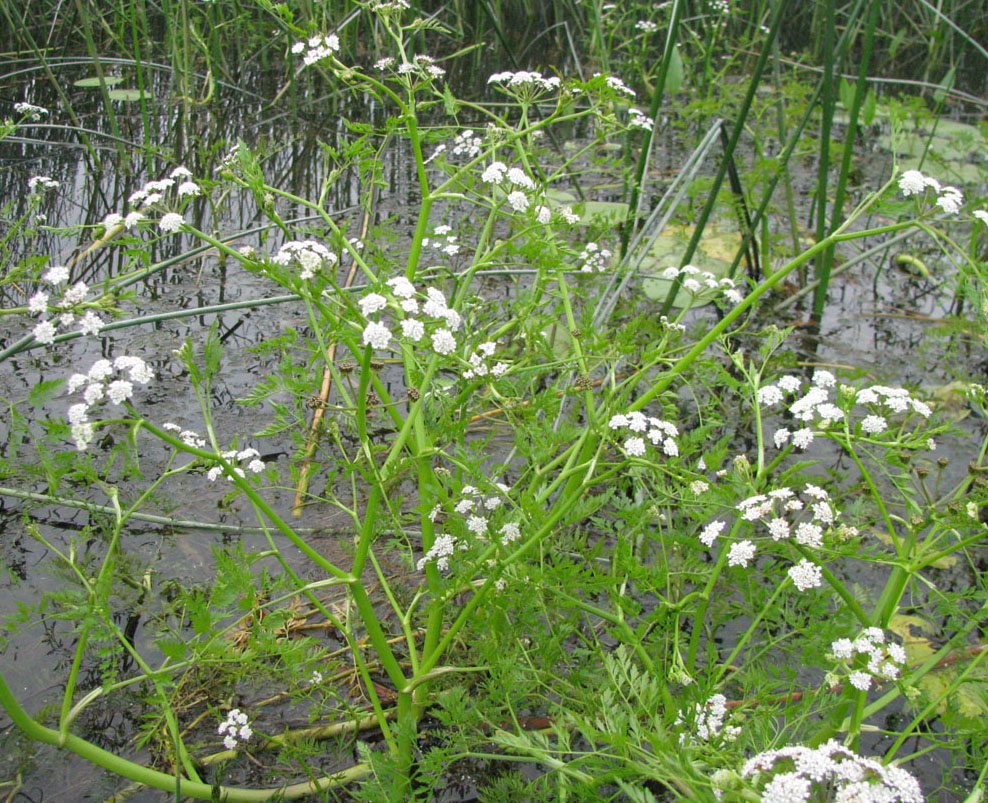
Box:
1;0;987;800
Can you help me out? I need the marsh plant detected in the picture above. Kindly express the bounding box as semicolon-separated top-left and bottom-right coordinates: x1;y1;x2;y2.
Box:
2;2;988;802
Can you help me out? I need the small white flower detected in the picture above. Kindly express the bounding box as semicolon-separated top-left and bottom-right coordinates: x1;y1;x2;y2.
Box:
507;190;530;212
898;170;928;196
78;311;104;336
362;321;392;350
430;328;457;355
860;415;887;434
506;168;535;189
848;670;872;691
33;319;57;344
44;265;70;284
791;428;815;449
773;428;791;448
124;211;144;229
758;385;783;405
699;520;725;547
481;161;508;185
936;187;963;215
106;380;133;404
176;181;201;197
359;293;388;316
83;384;104;405
974;210;988;226
727;540;757;567
72;421;95;451
15;102;48;119
812;369;836;388
788;559;823;592
387;276;416;298
624;436;646;456
400;318;425;342
795;522;824;548
67;403;89;424
28;291;48;314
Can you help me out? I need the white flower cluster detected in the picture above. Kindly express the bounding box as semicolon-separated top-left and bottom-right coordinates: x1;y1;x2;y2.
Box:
701;484;839;591
65;356;155;450
432;130;483;162
675;693;741;745
762;372;932;451
608;411;680;459
453;131;482;158
206;447;266;482
421;225;461;257
392;54;445;80
370;0;409;11
591;73;636;98
217;708;253;751
161;422;207;448
272;239;338;280
291;34;340;66
897;169;965;215
417;481;519;573
359;280;461;357
627;107;653;132
101;166;198;234
463;341;509;380
635;20;659;33
488;70;562;97
27;265;106;345
830;628;907;691
27;176;59;192
15;102;48;120
709;0;730;13
576;242;612;272
738;739;922;803
975;210;988;226
660;265;744;304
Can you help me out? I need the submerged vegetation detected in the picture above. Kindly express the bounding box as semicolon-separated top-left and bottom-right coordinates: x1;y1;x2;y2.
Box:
1;0;987;800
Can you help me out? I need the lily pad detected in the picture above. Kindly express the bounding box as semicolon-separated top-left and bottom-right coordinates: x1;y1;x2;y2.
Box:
833;106;987;183
544;189;629;226
541;322;572;360
639;223;742;309
74;76;124;88
108;88;151;102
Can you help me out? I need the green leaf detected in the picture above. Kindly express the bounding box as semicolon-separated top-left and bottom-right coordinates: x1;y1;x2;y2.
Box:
933;66;956;104
155;639;187;660
107;88;151;102
839;77;853;111
29;379;64;407
74;76;124;88
664;45;684;95
861;88;877;125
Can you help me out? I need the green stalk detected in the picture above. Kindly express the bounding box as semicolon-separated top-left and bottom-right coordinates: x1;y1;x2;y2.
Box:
620;0;684;259
658;0;784;316
0;670;367;802
812;0;879;320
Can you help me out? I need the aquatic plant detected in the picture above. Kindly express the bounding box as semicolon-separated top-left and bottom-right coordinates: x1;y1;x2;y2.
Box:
1;2;988;802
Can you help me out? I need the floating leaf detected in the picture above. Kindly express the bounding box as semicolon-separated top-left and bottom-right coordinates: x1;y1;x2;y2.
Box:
542;322;572;360
638;223;741;309
107;88;151;102
74;76;124;88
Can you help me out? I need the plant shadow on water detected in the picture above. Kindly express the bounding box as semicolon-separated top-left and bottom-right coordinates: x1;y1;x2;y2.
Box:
2;1;988;801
